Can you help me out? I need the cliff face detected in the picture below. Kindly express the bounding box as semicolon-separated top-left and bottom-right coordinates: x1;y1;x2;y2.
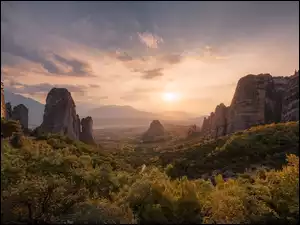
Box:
227;74;280;134
201;71;299;138
80;116;96;145
39;88;80;140
282;71;299;122
11;104;29;129
1;82;6;118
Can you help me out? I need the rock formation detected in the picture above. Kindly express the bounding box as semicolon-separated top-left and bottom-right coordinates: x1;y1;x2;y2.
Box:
227;74;283;134
80;116;96;145
187;124;201;137
5;102;12;119
1;82;6;118
11;104;28;129
282;71;299;122
201;71;299;138
38;88;80;140
142;120;165;142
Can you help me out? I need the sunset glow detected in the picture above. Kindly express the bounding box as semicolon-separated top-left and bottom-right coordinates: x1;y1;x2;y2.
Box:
162;92;180;102
1;1;299;115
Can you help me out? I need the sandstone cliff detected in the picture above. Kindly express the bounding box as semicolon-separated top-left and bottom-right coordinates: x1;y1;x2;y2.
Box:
38;88;80;140
201;71;299;138
80;116;96;145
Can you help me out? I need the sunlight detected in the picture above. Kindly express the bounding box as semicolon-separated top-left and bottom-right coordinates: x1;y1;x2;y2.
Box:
162;92;180;102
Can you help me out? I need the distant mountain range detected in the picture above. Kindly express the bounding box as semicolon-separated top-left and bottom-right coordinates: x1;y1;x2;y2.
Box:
4;90;205;128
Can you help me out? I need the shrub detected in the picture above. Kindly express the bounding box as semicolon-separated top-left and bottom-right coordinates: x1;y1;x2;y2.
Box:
1;118;22;138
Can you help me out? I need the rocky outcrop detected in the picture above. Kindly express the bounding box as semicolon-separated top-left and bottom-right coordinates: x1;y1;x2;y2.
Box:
201;71;299;138
201;104;229;138
227;74;283;133
11;104;28;129
38;88;80;140
80;116;96;145
214;103;229;138
1;82;5;118
5;102;12;119
282;71;299;122
142;120;165;142
187;124;201;137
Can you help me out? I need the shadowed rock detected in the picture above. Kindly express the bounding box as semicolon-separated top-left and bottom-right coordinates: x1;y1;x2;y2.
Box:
38;88;79;140
142;120;165;141
80;116;96;145
282;70;299;122
5;102;12;119
11;104;28;129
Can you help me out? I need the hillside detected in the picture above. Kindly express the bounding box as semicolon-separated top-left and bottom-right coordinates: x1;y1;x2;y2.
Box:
1;120;299;224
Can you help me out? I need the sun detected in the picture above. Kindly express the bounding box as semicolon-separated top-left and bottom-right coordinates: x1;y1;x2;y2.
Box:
162;92;180;102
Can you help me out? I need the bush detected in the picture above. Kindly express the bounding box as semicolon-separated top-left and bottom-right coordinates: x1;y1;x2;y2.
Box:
10;132;26;148
1;118;22;138
1;123;299;224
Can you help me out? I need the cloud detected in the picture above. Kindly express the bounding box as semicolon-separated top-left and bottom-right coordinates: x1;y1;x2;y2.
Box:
161;54;183;65
1;31;94;77
5;81;91;97
115;50;133;62
89;84;101;88
140;68;164;79
200;45;229;62
120;86;161;102
52;54;93;76
137;32;163;49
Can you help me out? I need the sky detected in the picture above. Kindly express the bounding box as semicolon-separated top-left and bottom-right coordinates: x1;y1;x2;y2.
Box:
1;1;299;115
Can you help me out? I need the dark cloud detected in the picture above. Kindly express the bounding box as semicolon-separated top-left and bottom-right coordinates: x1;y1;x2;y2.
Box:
162;54;183;65
52;54;93;76
115;51;133;62
97;96;108;100
141;68;164;79
89;84;101;88
6;81;89;96
1;33;94;77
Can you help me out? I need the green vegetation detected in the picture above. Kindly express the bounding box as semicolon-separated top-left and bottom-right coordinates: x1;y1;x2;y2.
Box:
1;118;22;138
1;120;299;224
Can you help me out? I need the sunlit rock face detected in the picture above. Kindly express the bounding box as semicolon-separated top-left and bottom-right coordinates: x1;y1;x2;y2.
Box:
201;71;298;138
80;116;96;145
39;88;80;140
228;74;276;133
